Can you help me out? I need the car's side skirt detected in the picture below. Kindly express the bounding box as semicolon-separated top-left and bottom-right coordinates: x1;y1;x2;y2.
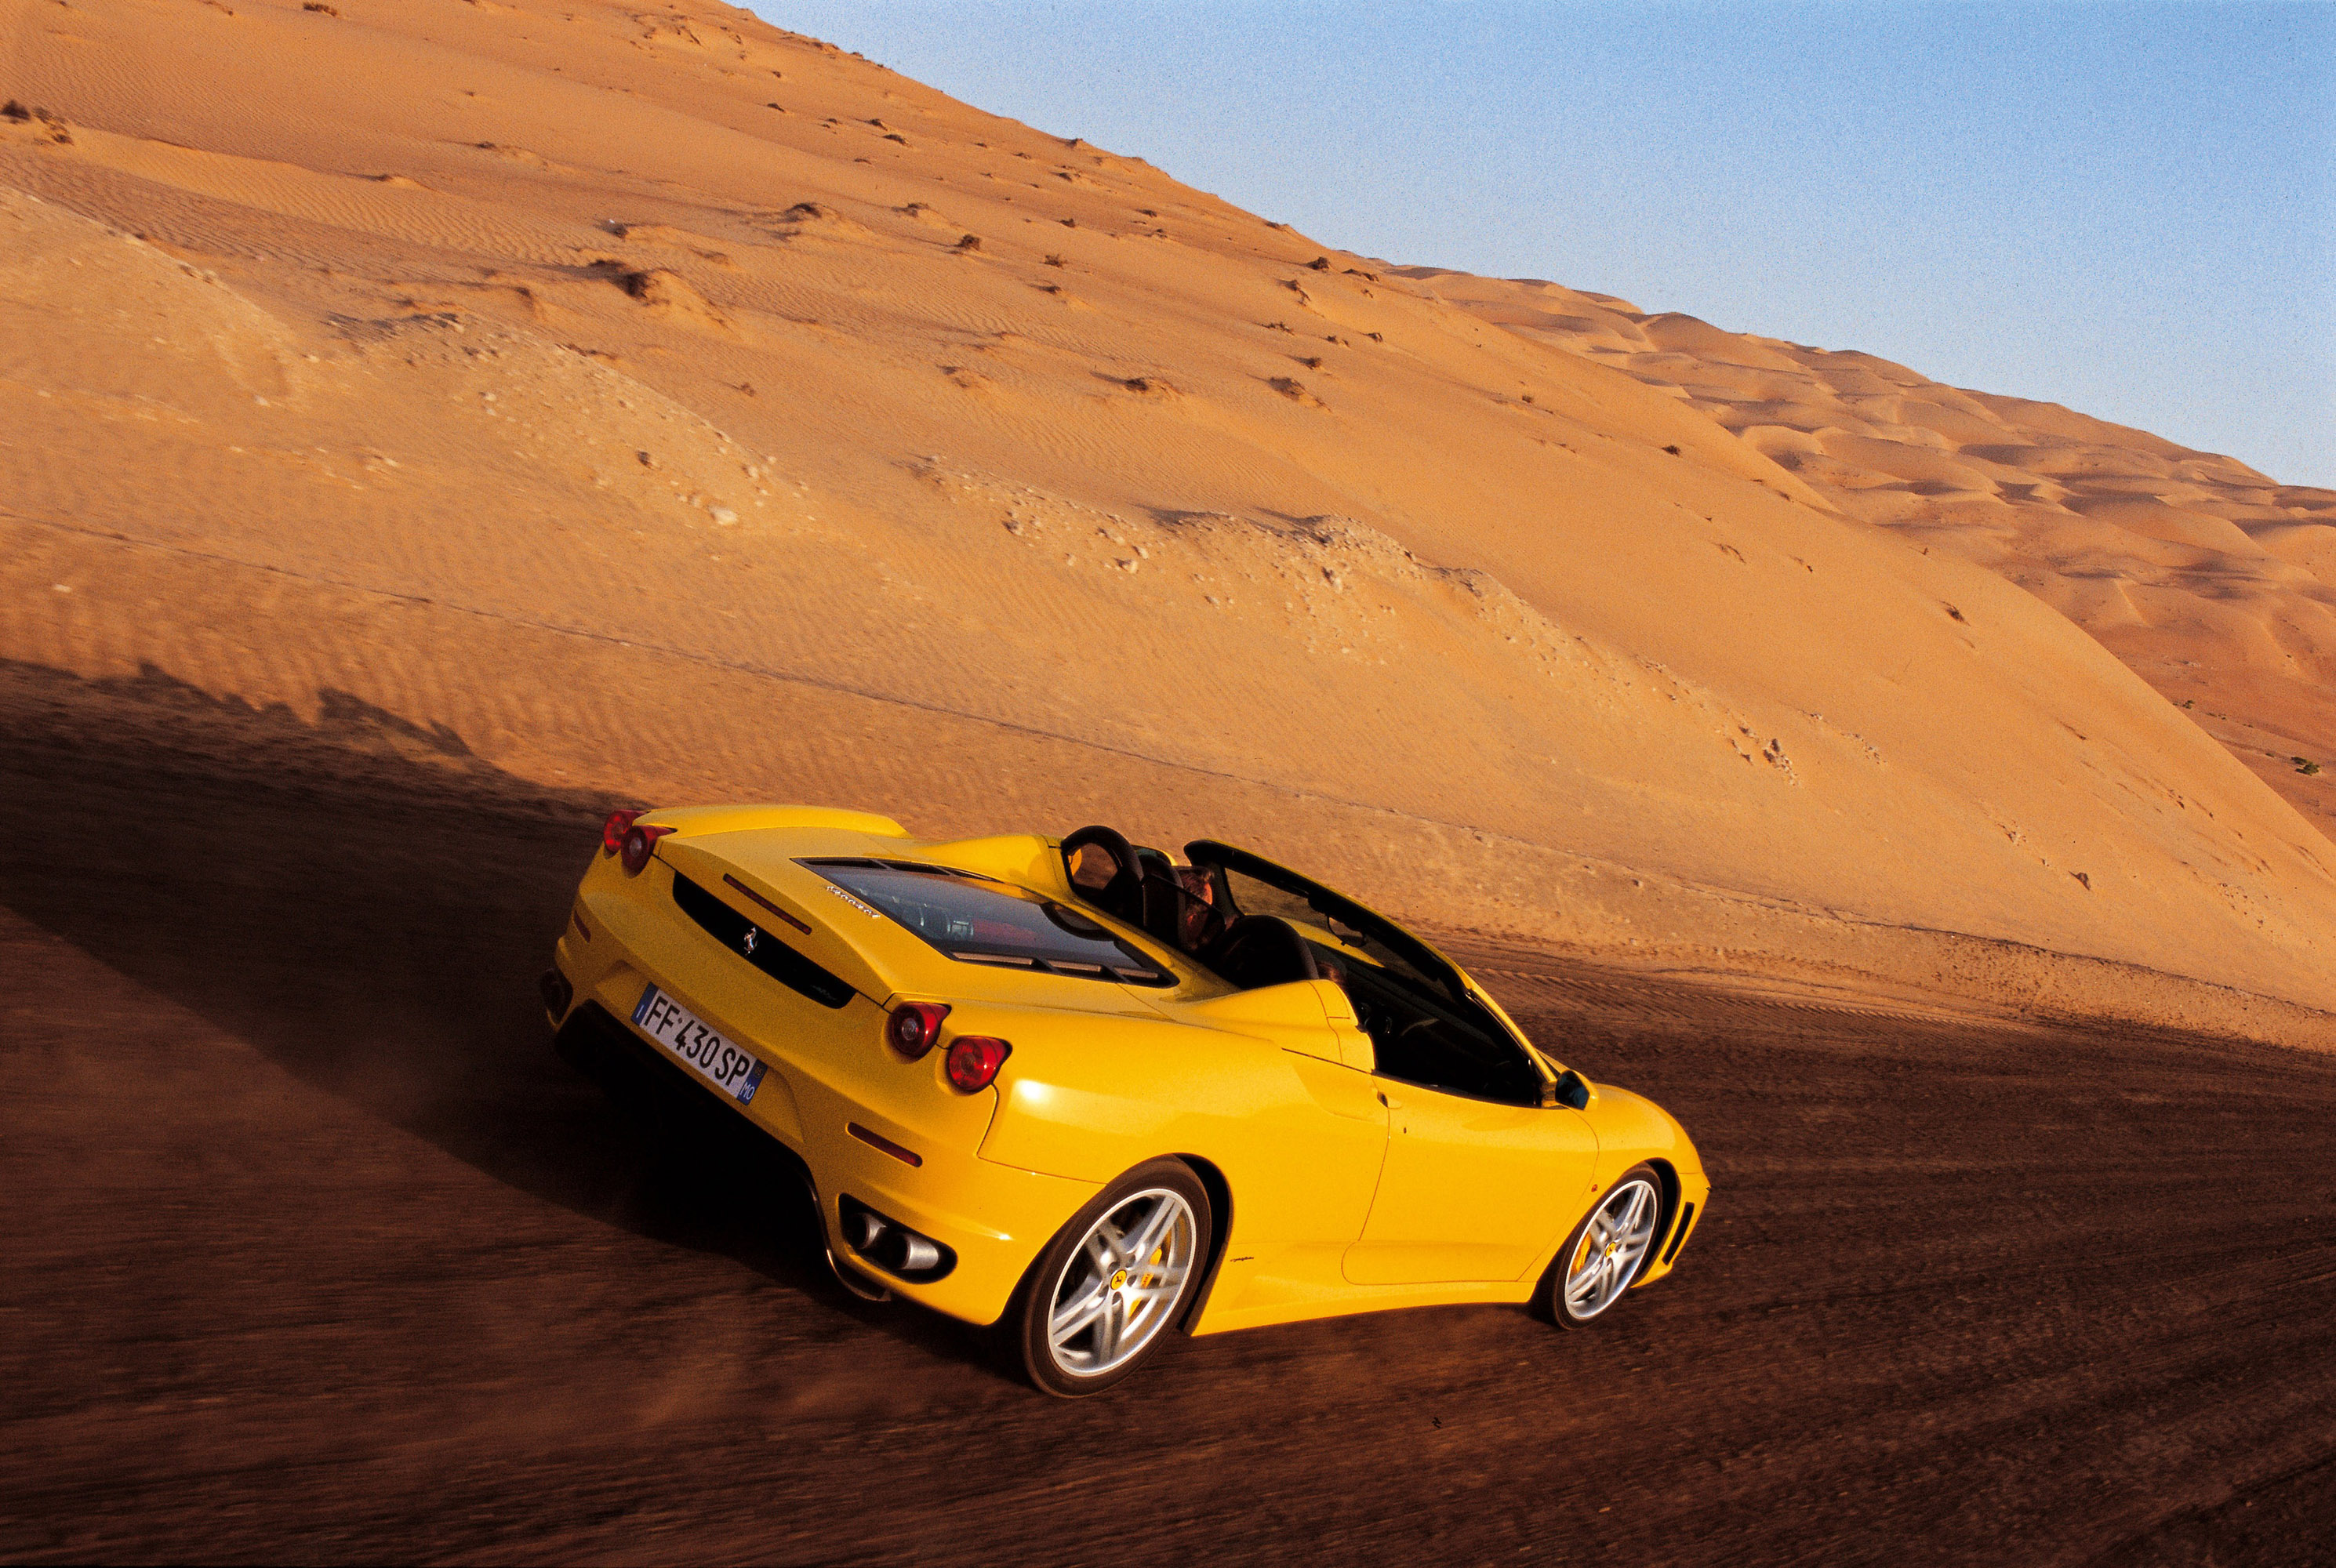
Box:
1193;1269;1541;1336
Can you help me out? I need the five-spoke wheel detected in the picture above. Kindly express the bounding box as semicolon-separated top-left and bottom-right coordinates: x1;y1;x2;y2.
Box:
1544;1163;1665;1328
1010;1159;1212;1396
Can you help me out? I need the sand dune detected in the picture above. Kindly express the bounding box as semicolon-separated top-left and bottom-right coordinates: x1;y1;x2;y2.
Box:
3;0;2333;1038
1403;269;2336;840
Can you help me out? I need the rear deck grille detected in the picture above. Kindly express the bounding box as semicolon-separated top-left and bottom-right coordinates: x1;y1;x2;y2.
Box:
672;873;855;1009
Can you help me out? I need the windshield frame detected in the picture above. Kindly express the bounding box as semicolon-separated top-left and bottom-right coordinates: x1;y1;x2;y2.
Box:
1183;839;1540;1063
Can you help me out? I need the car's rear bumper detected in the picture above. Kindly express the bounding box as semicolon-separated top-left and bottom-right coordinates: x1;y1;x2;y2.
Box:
547;866;1100;1328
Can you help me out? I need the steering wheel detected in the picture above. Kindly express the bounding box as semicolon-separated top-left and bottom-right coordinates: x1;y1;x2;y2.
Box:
1202;915;1321;990
1060;825;1143;922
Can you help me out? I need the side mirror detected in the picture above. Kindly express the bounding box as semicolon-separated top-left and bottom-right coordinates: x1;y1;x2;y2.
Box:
1544;1069;1591;1111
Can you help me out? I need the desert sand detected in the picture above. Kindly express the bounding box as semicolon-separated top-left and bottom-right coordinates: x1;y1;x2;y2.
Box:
1408;268;2336;843
8;5;2336;1562
3;0;2332;1044
5;705;2332;1558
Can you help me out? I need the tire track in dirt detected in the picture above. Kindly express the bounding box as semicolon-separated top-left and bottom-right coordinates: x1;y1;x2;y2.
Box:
2;663;2333;1565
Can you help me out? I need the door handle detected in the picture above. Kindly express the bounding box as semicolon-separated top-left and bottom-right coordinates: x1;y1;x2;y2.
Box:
1376;1091;1403;1109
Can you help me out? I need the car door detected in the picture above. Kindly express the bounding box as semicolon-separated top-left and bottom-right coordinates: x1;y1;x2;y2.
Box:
1342;1080;1598;1285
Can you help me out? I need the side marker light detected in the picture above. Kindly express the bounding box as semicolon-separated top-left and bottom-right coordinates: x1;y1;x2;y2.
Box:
848;1122;924;1168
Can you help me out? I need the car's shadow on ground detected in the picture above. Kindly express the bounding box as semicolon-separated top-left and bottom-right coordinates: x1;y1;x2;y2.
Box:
0;659;1001;1378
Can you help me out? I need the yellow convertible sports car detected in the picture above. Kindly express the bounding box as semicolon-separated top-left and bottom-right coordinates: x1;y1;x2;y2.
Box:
542;807;1709;1396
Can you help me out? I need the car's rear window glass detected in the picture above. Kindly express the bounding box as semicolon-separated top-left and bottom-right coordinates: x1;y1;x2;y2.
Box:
801;859;1174;985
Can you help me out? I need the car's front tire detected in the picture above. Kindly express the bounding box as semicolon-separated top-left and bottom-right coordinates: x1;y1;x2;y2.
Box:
1008;1158;1212;1397
1540;1163;1665;1329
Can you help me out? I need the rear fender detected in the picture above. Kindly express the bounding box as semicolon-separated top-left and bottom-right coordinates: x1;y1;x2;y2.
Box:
972;1006;1386;1265
966;1005;1201;1183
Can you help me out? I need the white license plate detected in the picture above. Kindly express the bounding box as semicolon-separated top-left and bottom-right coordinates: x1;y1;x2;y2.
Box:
632;984;768;1105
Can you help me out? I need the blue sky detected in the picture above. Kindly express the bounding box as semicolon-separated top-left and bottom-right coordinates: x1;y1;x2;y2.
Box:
756;2;2333;487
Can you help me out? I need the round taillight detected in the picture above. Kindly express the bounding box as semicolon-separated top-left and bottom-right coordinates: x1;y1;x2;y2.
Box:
602;808;645;855
618;822;672;873
944;1036;1011;1093
886;1002;950;1058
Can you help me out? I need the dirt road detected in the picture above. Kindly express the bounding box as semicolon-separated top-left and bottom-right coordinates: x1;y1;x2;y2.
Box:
3;660;2332;1565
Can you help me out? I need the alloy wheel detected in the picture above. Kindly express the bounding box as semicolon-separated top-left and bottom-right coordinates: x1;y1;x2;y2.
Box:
1044;1187;1197;1377
1562;1177;1660;1321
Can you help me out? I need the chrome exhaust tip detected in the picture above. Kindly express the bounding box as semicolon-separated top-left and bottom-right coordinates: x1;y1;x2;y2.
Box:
846;1209;888;1251
837;1194;957;1283
539;967;573;1020
791;1170;891;1302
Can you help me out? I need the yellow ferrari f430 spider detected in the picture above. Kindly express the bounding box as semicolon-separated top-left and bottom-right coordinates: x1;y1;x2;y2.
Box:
542;807;1709;1396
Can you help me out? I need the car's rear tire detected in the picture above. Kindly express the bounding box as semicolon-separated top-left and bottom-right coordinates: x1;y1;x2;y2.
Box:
1008;1158;1212;1398
1539;1163;1664;1330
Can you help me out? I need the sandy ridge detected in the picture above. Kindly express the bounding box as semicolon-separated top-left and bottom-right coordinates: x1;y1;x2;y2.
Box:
2;0;2333;1037
1402;268;2336;839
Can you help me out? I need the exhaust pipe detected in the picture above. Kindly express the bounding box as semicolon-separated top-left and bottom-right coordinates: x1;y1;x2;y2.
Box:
539;967;574;1020
792;1170;891;1302
837;1194;956;1282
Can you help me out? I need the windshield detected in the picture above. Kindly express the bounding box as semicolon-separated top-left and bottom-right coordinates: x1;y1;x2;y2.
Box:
802;858;1175;985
